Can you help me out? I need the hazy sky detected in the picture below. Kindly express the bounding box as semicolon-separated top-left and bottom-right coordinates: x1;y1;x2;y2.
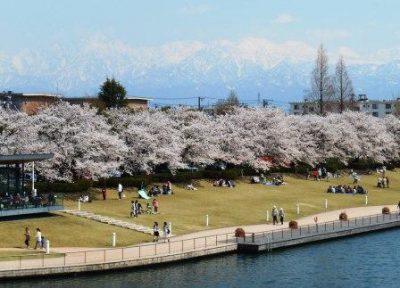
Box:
1;0;399;58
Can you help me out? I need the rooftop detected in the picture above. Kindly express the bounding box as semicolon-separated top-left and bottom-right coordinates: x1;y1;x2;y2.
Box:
0;153;54;164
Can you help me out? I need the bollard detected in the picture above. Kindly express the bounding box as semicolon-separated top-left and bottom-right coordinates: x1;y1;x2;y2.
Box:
365;195;368;205
325;199;328;209
45;240;50;254
78;199;81;211
112;232;116;247
206;215;209;227
296;203;300;215
266;210;269;222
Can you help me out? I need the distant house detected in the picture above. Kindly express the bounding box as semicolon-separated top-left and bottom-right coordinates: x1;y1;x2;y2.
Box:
63;96;151;110
0;91;60;115
0;91;151;114
289;94;400;118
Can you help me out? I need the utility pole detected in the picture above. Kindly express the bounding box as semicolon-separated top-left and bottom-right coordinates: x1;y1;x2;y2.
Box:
198;97;204;110
262;99;273;108
257;92;261;107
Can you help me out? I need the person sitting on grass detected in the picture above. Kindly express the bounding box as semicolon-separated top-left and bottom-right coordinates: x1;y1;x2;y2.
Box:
227;180;235;188
186;183;198;190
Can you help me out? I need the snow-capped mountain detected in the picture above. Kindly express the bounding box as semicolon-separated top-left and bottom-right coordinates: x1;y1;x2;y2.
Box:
0;38;400;106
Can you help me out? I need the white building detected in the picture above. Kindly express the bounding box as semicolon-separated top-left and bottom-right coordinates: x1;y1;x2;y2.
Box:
289;94;399;117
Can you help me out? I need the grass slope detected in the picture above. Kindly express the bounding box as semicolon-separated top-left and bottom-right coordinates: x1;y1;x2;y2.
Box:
1;170;399;248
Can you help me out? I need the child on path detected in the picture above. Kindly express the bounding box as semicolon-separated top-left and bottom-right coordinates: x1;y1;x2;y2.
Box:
279;208;285;225
163;222;171;242
153;222;160;242
272;206;278;225
34;228;42;249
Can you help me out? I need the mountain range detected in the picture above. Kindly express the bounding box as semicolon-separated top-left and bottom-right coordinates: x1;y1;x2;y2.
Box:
1;38;400;108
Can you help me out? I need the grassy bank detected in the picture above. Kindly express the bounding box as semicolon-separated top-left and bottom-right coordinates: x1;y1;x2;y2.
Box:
0;170;399;248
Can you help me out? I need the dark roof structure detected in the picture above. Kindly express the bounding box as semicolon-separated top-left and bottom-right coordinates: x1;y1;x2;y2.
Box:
0;153;54;164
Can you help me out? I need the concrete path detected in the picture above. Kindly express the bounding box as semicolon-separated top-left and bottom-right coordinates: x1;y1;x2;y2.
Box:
63;209;154;235
171;205;399;241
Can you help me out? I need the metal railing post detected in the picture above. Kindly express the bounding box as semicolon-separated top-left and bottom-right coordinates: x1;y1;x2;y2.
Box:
155;243;157;255
138;246;141;258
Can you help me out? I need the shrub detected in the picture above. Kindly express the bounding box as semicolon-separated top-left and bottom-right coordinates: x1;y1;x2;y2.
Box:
339;212;348;221
325;158;346;173
235;228;246;237
382;207;391;214
26;179;93;193
288;220;298;229
203;168;241;180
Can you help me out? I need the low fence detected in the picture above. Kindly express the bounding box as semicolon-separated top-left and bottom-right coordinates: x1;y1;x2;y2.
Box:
0;232;237;271
240;211;400;246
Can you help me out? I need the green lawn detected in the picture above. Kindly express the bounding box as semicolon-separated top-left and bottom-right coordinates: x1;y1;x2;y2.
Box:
1;170;399;249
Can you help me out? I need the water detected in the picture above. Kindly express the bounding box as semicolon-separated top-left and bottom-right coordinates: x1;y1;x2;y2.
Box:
4;229;400;288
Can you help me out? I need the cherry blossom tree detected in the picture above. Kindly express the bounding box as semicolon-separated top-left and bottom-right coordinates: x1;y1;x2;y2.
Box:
0;109;45;155
105;108;184;173
33;102;126;181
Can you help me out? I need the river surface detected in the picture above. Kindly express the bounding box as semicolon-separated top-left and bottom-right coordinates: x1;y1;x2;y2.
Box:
3;229;400;288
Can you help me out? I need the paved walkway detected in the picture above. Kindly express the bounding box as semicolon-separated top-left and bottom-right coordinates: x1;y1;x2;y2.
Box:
171;205;399;241
63;209;154;235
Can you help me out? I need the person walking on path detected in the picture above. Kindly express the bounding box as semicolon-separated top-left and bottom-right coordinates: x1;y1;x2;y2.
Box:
272;206;278;225
117;183;123;200
24;227;31;248
163;222;171;242
279;207;285;225
34;228;42;249
153;222;160;242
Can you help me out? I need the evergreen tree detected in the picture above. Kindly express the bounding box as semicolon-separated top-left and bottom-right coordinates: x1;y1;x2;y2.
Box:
98;77;127;108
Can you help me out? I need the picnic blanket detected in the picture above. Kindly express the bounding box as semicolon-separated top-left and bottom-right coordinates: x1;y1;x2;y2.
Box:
138;189;151;200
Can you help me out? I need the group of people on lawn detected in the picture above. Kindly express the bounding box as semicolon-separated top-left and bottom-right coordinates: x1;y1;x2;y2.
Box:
130;198;159;217
327;184;367;194
149;181;173;196
377;177;390;188
213;179;236;188
250;174;285;186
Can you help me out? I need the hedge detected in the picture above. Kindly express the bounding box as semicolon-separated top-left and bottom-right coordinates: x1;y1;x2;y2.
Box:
26;179;92;193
